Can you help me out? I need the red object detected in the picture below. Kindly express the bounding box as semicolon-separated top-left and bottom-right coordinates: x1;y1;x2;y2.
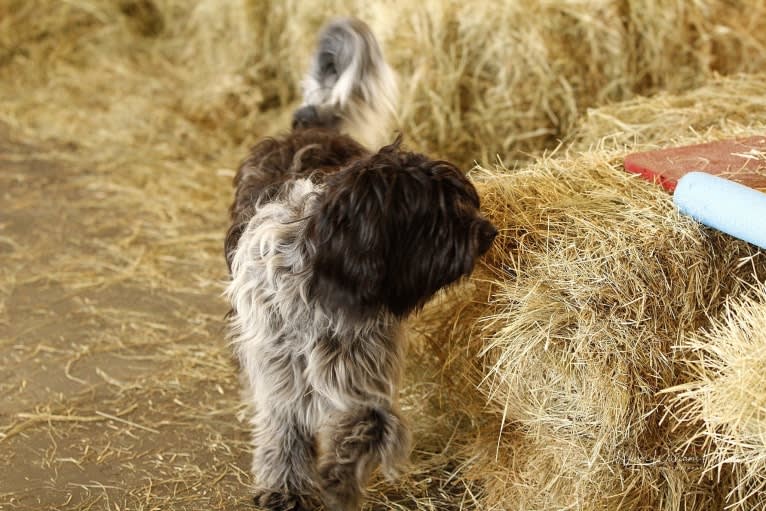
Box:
624;136;766;192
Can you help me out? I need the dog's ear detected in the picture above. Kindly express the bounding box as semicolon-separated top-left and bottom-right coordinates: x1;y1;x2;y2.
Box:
307;141;491;318
380;208;496;317
306;158;391;318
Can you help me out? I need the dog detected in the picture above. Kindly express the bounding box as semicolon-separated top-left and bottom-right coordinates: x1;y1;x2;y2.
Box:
224;18;497;511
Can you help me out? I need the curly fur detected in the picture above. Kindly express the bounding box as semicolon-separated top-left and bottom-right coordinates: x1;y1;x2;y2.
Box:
224;18;496;511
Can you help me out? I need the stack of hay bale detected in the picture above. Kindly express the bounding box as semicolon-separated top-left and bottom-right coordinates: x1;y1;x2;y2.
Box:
249;0;766;163
415;75;766;510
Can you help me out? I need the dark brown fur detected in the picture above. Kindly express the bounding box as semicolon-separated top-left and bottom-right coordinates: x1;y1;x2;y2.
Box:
225;125;496;511
226;127;497;318
306;138;497;318
225;128;369;271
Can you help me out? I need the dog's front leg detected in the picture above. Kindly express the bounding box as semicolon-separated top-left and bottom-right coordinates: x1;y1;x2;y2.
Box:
250;406;317;511
316;405;410;511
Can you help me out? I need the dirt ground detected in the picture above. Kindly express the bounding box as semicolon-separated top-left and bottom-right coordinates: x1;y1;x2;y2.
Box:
0;131;257;509
0;129;477;510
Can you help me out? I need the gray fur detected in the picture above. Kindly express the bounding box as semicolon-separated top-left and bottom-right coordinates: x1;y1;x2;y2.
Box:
225;178;410;510
300;18;398;149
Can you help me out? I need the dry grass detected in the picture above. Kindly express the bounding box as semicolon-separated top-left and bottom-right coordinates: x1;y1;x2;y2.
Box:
409;71;766;509
247;0;766;163
1;1;766;510
572;72;766;152
4;1;766;166
671;287;766;511
413;137;765;510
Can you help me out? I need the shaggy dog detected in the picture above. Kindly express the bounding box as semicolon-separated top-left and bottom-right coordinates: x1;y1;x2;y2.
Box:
224;18;497;511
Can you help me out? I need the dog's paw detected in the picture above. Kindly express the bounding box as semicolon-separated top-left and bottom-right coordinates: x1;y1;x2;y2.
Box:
317;467;361;511
253;491;315;511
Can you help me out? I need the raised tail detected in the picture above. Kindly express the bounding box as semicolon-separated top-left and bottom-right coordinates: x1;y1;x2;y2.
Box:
293;18;398;149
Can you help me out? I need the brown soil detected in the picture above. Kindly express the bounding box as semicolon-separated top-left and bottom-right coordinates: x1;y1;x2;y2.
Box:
0;134;253;510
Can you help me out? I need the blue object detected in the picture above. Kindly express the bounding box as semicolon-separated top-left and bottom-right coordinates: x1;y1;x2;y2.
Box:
673;172;766;250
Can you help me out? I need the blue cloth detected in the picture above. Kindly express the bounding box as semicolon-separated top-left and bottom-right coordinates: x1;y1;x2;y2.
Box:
674;171;766;250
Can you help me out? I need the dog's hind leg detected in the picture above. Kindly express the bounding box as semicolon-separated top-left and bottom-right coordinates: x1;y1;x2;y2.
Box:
316;406;411;511
250;407;318;511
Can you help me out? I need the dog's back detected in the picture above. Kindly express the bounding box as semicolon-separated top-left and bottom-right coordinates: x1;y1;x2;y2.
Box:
225;18;396;270
224;129;368;270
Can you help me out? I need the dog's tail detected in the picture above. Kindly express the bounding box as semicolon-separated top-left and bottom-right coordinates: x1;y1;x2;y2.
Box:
293;18;398;149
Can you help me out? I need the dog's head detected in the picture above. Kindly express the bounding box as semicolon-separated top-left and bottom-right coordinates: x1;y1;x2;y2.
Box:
307;138;497;319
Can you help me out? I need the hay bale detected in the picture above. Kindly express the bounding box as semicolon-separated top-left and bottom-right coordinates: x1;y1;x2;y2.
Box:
573;73;766;151
246;0;766;163
0;0;268;160
4;1;766;166
671;288;766;511
413;80;766;506
418;153;763;509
